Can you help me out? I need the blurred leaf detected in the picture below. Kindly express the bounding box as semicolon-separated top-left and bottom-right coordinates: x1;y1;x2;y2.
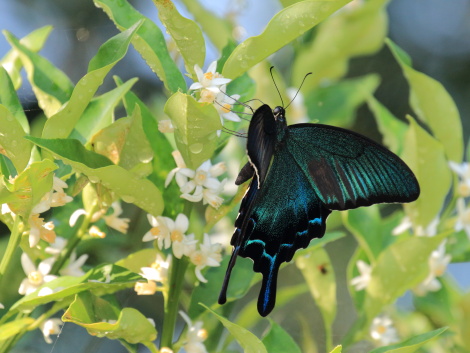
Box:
0;105;32;172
304;74;380;127
42;21;141;138
10;264;143;313
262;320;302;353
223;0;351;80
342;206;383;261
188;256;254;319
118;77;184;218
63;292;157;344
3;30;74;117
387;39;463;162
152;0;205;77
95;0;186;93
0;318;35;341
361;232;451;330
369;327;447;353
446;230;470;262
330;346;342;353
402;117;452;228
293;0;388;90
180;0;232;50
295;231;346;258
367;96;408;156
115;248;159;274
26;137;164;216
202;304;268;353
0;66;29;133
0;26;52;90
164;92;222;169
0;159;56;218
296;247;336;349
74;78;138;143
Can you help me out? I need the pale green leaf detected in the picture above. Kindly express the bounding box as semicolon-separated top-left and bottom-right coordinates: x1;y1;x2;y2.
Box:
42;21;141;138
152;0;205;76
0;66;29;133
262;321;302;353
223;0;351;80
387;39;463;162
0;318;35;341
369;327;447;353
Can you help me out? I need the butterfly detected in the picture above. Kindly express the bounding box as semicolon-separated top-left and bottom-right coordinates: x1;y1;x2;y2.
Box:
218;104;420;317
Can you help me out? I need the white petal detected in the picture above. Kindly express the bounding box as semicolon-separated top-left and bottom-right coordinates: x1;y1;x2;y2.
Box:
194;266;208;283
69;209;87;227
181;193;203;202
175;213;189;233
189;82;203;90
21;253;36;275
142;231;156;242
212;78;232;86
165;168;179;187
38;257;56;276
207;61;217;73
222;111;242;122
179;168;196;178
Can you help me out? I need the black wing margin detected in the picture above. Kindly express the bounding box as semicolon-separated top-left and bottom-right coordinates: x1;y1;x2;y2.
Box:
287;124;420;210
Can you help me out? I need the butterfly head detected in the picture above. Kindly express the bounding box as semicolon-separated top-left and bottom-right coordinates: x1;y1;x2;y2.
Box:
273;106;287;125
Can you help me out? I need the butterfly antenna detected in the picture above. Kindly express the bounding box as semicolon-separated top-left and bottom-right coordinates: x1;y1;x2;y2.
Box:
222;127;247;138
270;66;284;107
213;100;251;122
218;89;255;113
285;72;312;110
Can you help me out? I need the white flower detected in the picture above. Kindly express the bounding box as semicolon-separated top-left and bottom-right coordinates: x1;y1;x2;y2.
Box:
414;241;451;296
392;216;438;237
455;198;470;239
189;61;231;93
188;234;222;283
28;214;56;247
143;214;171;249
45;236;67;256
60;252;88;277
350;260;372;291
179;311;208;353
449;161;470;197
69;209;88;227
40;318;63;344
213;86;241;124
103;202;130;233
31;176;73;214
19;253;58;295
173;233;198;259
158;120;175;133
370;315;399;346
89;225;106;238
136;254;171;295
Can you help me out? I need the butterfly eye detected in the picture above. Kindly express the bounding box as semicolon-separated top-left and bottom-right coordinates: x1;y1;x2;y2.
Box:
273;106;285;121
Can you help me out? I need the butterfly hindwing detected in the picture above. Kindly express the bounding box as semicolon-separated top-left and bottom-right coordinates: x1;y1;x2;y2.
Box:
287;124;420;210
237;145;330;316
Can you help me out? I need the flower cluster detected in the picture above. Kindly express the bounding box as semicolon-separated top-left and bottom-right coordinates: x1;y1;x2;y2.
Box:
142;213;222;283
165;151;227;209
179;311;209;353
135;253;172;295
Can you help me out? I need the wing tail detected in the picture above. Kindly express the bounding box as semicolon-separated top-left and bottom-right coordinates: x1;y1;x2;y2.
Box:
218;244;240;305
257;257;280;317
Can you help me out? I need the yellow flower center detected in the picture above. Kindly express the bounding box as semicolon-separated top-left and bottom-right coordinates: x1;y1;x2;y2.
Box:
203;72;214;81
200;90;216;103
376;325;387;335
190;251;204;266
151;262;162;270
171;229;183;242
28;271;43;286
197;328;208;341
194;170;207;185
151;226;161;236
221;103;231;114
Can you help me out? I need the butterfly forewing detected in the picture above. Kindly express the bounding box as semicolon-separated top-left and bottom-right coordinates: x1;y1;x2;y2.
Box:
287;124;420;210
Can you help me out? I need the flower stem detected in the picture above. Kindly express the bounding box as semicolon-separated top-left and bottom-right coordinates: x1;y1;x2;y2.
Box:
160;256;189;349
0;215;22;286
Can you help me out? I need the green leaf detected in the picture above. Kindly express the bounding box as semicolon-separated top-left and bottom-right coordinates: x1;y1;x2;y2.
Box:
115;248;159;274
367;96;408;156
369;327;447;353
402;117;452;228
362;232;451;328
42;21;141;139
201;304;268;353
292;0;388;90
152;0;205;77
188;256;254;319
387;39;463;162
304;74;380;127
0;26;53;90
342;206;384;261
0;104;32;172
164;92;222;169
74;78;138;143
330;346;342;353
26;137;164;216
63;292;157;344
262;321;302;353
0;66;29;133
94;0;186;93
3;30;74;117
223;0;351;79
117;77;183;218
0;318;35;341
10;264;143;313
296;247;336;349
0;159;57;218
180;0;232;50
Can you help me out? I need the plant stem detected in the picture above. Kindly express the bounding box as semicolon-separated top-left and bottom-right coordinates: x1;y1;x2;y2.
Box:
0;215;22;286
160;256;189;350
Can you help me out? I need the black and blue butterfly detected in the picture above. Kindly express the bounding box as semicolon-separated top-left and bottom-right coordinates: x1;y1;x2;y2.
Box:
218;100;420;317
